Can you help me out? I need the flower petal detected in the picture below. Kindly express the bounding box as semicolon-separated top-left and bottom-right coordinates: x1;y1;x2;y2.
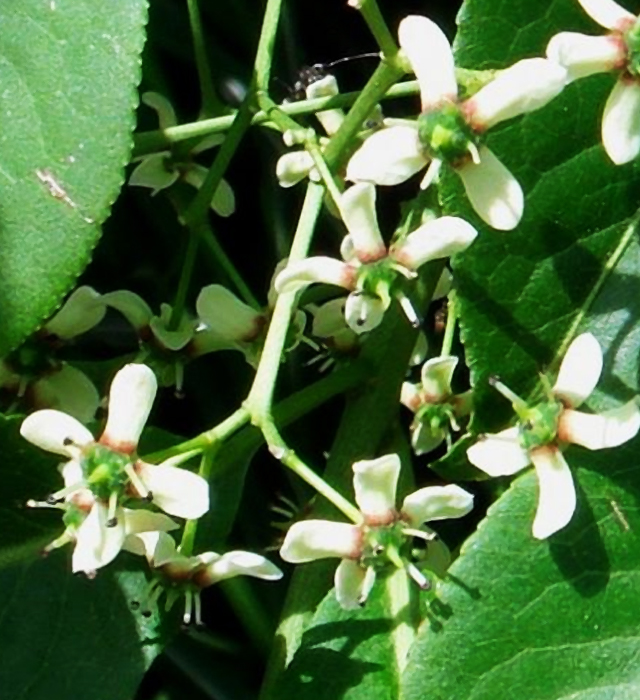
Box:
352;454;401;521
400;381;421;411
20;409;94;456
125;529;179;565
575;0;635;30
72;502;126;574
344;292;386;334
391;216;477;269
274;258;356;295
465;58;567;130
276;151;315;187
136;461;210;519
602;79;640;165
182;165;236;217
100;364;157;452
552;332;602;407
33;364;100;424
202;551;283;585
334;559;375;609
45;286;106;340
411;421;447;456
529;446;576;539
420;355;458;401
433;268;453;300
546;32;624;81
457;146;524;230
466;427;531;476
559;402;640;449
306;74;345;136
122;508;179;536
129;153;178;194
196;285;262;342
401;484;474;526
346;125;427;185
102;290;154;331
398;15;457;109
142;91;178;130
339;183;386;261
280;520;361;562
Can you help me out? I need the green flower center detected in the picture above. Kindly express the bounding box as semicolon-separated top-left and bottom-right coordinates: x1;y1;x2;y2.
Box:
416;402;456;434
517;399;563;451
360;521;408;571
83;444;132;501
625;18;640;78
417;102;479;164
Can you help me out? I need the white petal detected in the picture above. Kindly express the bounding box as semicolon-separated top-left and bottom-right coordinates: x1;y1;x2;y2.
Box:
576;0;635;30
344;293;386;334
137;462;210;519
411;421;447;456
32;365;100;424
391;216;477;269
339;183;386;261
100;364;157;452
182;165;236;217
275;258;356;294
530;446;576;539
398;15;457;109
280;520;361;562
334;559;375;609
149;303;196;351
306;75;345;136
602;79;640;165
142;91;178;130
402;484;474;526
203;551;283;584
61;459;85;488
466;427;531;476
352;454;401;520
276;151;315;187
311;298;349;338
409;331;429;367
400;381;421;411
465;58;567;130
45;286;106;339
101;290;153;331
546;32;624;81
196;285;262;342
433;268;453;300
20;409;94;456
420;355;458;401
72;502;126;573
122;509;179;536
457;146;524;230
559;402;640;449
346;126;428;185
125;530;179;565
553;332;602;407
129;153;178;194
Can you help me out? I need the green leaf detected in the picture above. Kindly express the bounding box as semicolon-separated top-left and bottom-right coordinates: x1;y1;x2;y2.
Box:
402;435;640;700
445;0;640;432
268;571;421;700
0;0;148;355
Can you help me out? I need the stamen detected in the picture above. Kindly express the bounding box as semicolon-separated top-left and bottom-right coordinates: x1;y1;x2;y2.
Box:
174;363;185;400
405;561;431;591
194;592;204;628
27;498;63;511
488;375;527;408
125;463;151;501
396;292;421;328
106;491;119;527
420;159;442;190
402;527;437;542
467;142;481;165
46;481;85;504
183;590;193;625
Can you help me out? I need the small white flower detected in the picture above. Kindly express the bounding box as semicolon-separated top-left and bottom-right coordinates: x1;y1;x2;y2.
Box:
130;92;235;216
21;364;210;573
275;183;476;333
466;333;640;539
546;0;640;164
280;453;473;609
347;16;567;230
127;531;283;625
401;356;473;455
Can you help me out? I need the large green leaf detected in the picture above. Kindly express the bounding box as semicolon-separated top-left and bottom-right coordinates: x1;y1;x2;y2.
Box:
0;0;148;355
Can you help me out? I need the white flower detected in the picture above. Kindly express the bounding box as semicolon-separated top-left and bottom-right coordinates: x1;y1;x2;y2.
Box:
21;364;210;572
280;453;473;609
401;355;473;455
466;333;640;539
127;531;283;625
275;183;476;334
0;286;105;422
130;92;235;216
546;0;640;164
347;16;567;230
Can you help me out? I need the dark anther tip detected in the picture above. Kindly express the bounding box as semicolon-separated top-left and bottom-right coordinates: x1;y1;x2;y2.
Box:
46;495;61;505
142;610;152;619
106;517;118;528
62;437;74;446
144;491;154;503
130;601;140;610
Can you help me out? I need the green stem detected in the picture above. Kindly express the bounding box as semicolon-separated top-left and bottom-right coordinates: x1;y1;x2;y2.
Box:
440;290;458;357
133;79;420;156
180;449;216;556
168;227;199;330
186;0;223;117
254;0;283;92
357;0;397;58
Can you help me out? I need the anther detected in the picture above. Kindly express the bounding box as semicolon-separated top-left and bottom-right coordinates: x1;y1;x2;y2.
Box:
106;517;118;528
62;436;74;446
130;600;140;610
